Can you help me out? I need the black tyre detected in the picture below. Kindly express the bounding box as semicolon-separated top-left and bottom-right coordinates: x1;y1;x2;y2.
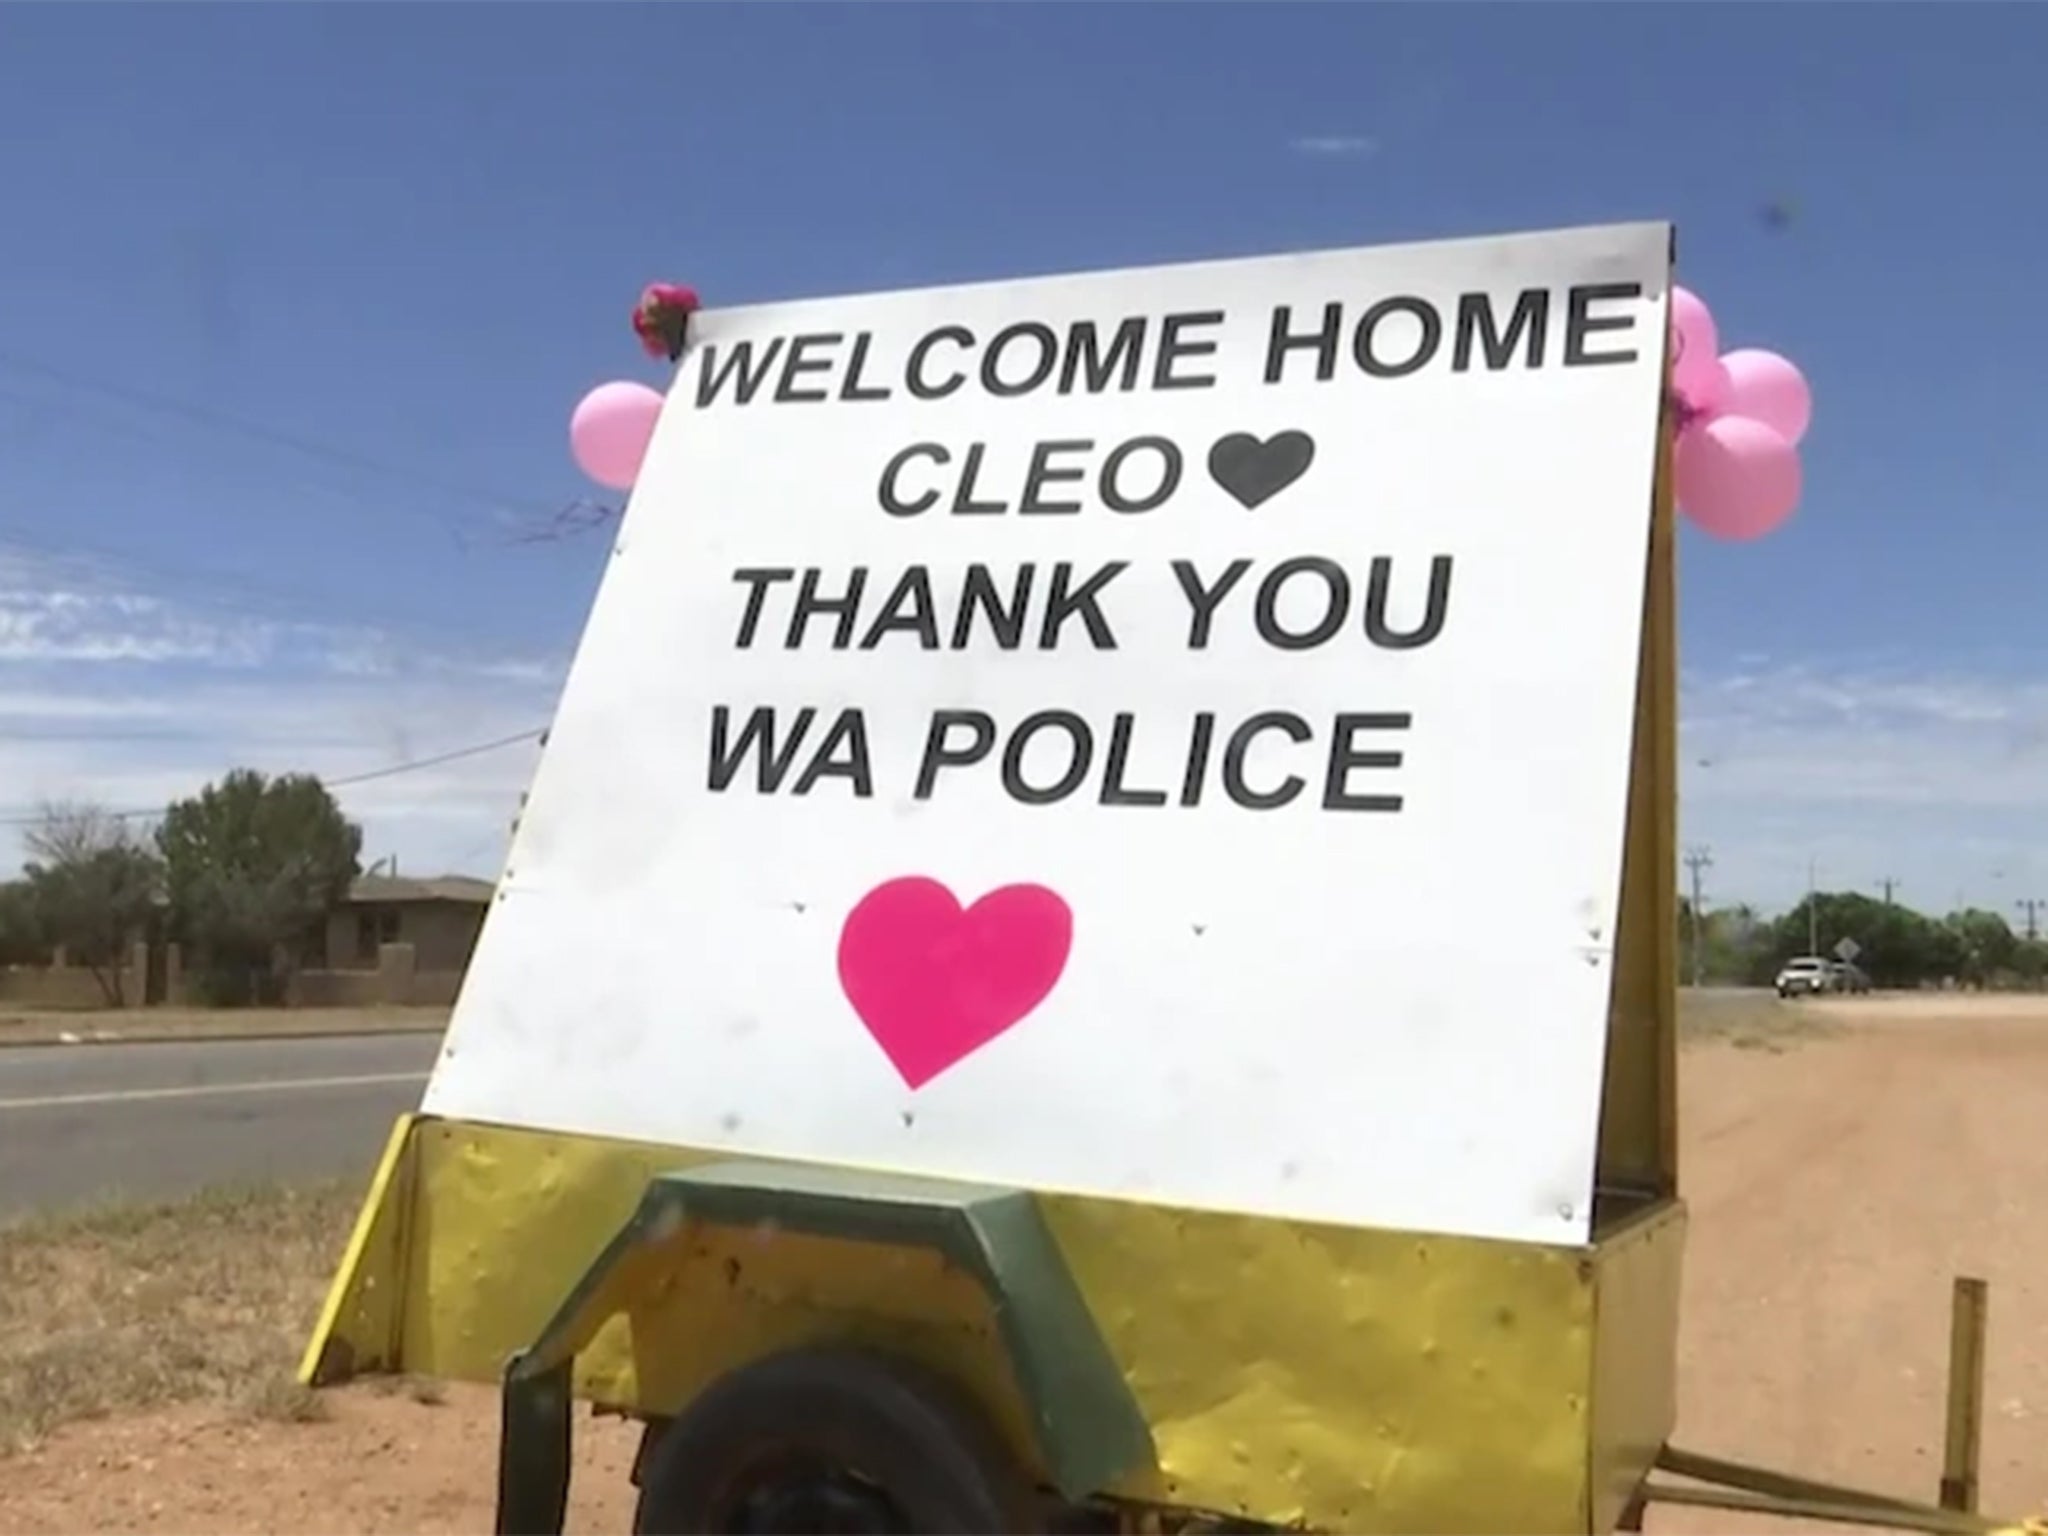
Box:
634;1346;1039;1535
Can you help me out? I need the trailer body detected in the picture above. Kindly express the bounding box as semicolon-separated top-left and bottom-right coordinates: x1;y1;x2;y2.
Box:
303;224;2032;1534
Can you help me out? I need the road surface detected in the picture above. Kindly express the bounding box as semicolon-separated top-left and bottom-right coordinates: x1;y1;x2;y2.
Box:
0;1034;438;1218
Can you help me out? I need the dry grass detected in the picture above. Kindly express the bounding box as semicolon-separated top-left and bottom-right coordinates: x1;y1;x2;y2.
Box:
0;989;1934;1462
0;1181;360;1454
364;1372;449;1407
1677;985;1834;1052
0;1006;450;1048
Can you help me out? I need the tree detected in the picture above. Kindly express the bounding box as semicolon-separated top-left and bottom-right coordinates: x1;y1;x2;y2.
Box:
156;770;362;1006
1942;908;2018;988
18;803;163;1005
1764;891;1954;988
0;879;47;967
2013;939;2048;991
1676;883;2044;993
1677;898;1773;986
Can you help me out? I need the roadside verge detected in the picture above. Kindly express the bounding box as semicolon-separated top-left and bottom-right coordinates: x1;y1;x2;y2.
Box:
0;1008;451;1049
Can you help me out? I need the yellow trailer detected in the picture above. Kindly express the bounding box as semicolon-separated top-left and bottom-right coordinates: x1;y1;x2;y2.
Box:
302;223;2039;1535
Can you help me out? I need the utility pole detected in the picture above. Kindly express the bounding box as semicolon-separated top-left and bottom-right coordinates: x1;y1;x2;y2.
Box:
1879;876;1900;906
2019;897;2044;944
1807;856;1820;956
1682;846;1713;987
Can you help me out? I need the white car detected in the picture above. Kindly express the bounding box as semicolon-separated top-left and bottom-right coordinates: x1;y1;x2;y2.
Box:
1774;956;1834;998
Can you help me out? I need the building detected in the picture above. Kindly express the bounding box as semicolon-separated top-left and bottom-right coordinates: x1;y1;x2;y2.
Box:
324;874;495;974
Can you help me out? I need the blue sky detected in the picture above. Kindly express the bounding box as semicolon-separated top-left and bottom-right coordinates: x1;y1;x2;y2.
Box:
1;3;2044;916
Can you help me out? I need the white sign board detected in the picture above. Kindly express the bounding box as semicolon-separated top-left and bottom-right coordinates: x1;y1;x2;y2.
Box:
425;223;1671;1247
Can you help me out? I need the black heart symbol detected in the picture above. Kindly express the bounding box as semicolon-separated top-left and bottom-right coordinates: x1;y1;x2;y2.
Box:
1207;431;1316;510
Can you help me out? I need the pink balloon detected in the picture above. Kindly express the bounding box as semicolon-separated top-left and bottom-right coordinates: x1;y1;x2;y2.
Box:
1669;286;1721;404
1676;415;1801;541
1675;355;1731;424
1719;347;1812;446
569;381;664;491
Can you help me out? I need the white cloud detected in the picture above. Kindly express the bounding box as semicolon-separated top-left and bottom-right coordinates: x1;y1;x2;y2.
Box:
1290;134;1380;159
0;691;179;722
1681;659;2048;914
4;550;2043;920
0;551;564;879
0;582;272;665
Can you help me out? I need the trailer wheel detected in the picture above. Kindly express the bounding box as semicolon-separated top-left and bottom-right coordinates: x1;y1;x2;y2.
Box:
633;1345;1039;1535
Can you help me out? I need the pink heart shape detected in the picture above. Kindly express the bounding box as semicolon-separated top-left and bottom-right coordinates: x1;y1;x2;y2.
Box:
837;876;1072;1090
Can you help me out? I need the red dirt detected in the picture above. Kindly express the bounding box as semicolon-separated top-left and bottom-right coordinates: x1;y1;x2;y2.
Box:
1;999;2043;1534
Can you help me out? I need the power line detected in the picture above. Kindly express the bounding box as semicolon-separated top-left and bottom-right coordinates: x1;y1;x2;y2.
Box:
0;349;540;535
0;726;546;829
0;383;494;555
321;728;547;788
0;352;616;553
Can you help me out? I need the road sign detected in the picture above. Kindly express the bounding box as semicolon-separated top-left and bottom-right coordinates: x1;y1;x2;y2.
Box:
1834;936;1862;963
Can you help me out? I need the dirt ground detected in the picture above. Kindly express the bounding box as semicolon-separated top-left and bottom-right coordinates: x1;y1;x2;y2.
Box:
1;994;2043;1534
0;1005;449;1047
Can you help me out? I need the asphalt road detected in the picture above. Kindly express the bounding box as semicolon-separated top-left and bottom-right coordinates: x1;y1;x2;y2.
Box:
0;1034;439;1218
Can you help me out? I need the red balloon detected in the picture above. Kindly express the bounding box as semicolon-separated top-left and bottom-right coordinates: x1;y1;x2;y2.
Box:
1676;415;1801;541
